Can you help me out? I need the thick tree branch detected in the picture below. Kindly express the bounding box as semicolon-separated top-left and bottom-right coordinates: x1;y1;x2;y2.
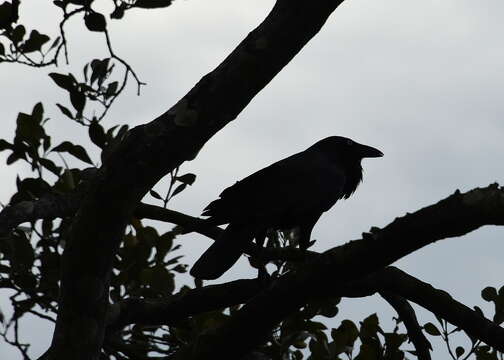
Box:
379;291;432;360
0;191;314;264
49;1;346;358
181;184;504;359
0;167;97;236
105;279;264;332
102;265;504;357
372;267;504;353
0;193;80;236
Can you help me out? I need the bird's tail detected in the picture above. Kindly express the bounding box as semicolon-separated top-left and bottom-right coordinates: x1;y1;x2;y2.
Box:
190;223;252;280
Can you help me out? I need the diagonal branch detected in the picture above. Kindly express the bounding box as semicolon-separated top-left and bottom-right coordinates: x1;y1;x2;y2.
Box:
136;203;319;261
371;267;504;353
0;190;314;264
379;291;432;360
181;184;504;359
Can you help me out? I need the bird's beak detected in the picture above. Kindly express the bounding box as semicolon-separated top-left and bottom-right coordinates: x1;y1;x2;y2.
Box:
359;144;383;158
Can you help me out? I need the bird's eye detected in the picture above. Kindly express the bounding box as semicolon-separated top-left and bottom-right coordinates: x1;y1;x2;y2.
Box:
346;139;353;146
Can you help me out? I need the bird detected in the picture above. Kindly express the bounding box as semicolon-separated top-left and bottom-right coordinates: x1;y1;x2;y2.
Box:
190;136;383;280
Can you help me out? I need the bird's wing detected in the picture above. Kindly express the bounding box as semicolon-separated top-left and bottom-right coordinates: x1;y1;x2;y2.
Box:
203;150;346;223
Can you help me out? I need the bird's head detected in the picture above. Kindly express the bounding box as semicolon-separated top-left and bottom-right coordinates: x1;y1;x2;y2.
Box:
310;136;383;162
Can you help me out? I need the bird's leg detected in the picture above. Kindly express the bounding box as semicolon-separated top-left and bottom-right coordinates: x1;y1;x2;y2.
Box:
298;213;322;250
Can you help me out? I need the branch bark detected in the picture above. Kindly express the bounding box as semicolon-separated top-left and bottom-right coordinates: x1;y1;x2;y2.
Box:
372;267;504;353
47;1;346;359
379;291;432;360
180;184;504;359
0;193;80;236
105;279;264;332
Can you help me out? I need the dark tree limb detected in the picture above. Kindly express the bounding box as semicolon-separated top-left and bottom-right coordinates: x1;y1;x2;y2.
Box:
379;291;432;360
371;267;504;353
105;279;264;332
48;1;346;358
136;203;320;261
0;190;316;263
0;193;81;236
0;167;97;236
180;184;504;359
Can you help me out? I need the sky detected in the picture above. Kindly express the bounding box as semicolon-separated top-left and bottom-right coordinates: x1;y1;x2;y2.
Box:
1;0;503;358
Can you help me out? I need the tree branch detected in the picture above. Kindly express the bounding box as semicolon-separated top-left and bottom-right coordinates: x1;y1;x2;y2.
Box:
370;267;504;353
0;191;315;264
379;291;432;360
105;279;264;332
180;184;504;359
0;193;80;236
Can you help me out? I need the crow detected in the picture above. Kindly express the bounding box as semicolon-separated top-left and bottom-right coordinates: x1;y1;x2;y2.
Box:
190;136;383;280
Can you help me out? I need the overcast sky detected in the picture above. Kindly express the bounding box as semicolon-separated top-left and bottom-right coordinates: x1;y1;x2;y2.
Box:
1;0;503;358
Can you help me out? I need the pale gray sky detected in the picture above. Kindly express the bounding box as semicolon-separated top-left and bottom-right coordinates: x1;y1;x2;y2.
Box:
1;0;503;358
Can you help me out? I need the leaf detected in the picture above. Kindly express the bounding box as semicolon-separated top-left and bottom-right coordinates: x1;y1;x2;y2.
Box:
166;255;184;265
0;1;18;29
137;226;159;247
48;35;61;50
70;89;86;113
384;332;407;351
150;189;163;200
16;111;45;147
141;266;174;295
9;230;35;271
56;104;74;119
84;11;106;32
110;4;125;19
42;135;51;152
320;304;338;318
11;177;51;204
69;0;91;5
31;102;44;123
172;264;187;273
52;1;65;9
105;81;118;99
13;273;37;291
177;173;196;185
171;183;186;197
360;313;380;340
115;124;129;140
88;120;107;148
22;30;50;53
6;151;24;165
134;0;173;9
482;287;497;302
49;73;75;92
61;169;75;191
456;346;465;358
423;322;441;336
156;232;174;260
330;320;359;355
52;141;93;164
90;58;110;86
39;158;61;176
11;24;25;44
0;139;12;152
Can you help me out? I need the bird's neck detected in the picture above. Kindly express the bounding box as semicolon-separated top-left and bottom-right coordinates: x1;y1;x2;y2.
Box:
342;161;363;199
